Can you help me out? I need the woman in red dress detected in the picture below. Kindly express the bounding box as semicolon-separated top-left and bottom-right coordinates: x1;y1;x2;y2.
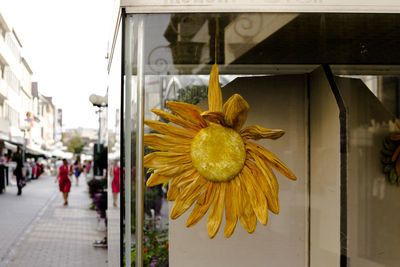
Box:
56;159;71;205
111;161;120;207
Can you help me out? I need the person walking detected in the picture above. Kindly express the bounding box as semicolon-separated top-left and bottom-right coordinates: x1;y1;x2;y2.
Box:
111;161;120;207
73;160;82;186
56;159;71;205
12;148;24;196
86;160;92;176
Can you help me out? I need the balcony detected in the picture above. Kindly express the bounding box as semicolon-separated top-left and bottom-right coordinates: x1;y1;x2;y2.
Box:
0;78;8;102
0;33;19;73
0;117;10;140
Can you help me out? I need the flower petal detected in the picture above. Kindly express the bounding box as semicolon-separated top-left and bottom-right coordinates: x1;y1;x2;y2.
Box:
390;133;400;141
246;141;296;180
144;134;191;153
392;146;400;162
167;184;179;201
240;125;285;140
144;152;191;169
186;182;216;227
166;101;207;128
246;153;279;194
147;163;193;188
170;175;207;219
167;169;197;201
145;120;195;139
146;172;171;187
151;109;200;132
234;177;257;233
156;163;192;177
239;166;268;225
207;183;226;239
223;94;249;131
208;64;223;113
246;158;280;214
224;180;238;238
200;111;225;125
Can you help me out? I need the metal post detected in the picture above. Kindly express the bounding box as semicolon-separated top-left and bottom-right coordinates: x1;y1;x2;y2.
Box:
98;108;101;153
135;15;145;267
22;130;25;165
124;15;133;267
160;77;164;110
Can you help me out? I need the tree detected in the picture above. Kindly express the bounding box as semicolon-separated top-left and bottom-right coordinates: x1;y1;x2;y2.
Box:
176;85;208;105
66;135;85;155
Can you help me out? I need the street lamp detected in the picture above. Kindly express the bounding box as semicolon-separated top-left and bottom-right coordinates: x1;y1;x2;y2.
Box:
20;123;31;166
89;94;108;176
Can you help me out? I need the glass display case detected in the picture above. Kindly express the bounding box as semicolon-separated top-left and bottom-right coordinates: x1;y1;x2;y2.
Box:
107;2;400;266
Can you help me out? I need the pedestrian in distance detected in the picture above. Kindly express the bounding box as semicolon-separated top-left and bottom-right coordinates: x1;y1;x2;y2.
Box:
56;159;72;206
12;147;24;196
36;161;42;179
73;159;82;186
82;160;87;178
111;160;120;207
86;160;92;175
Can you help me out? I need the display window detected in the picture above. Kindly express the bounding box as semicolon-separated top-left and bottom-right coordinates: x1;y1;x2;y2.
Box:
107;9;400;267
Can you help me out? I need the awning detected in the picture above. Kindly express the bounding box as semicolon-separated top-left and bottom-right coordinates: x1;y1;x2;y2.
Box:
4;141;17;152
51;149;74;160
0;140;18;152
26;144;51;158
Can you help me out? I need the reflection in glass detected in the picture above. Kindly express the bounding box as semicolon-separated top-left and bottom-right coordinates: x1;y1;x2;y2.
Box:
117;12;400;267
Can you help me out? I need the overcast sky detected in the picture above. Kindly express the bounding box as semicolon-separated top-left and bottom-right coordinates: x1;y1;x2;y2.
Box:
1;0;115;129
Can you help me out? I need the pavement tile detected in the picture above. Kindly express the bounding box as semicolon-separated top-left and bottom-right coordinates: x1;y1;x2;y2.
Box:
0;175;107;267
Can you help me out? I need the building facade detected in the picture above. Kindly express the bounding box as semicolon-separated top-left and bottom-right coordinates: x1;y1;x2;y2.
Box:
0;12;60;155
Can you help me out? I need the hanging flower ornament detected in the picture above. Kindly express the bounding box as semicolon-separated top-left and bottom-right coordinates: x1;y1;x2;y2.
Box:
144;64;297;238
382;121;400;184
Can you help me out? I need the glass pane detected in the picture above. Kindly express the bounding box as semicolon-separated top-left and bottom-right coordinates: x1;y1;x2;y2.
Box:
107;17;122;266
139;13;308;267
118;12;400;267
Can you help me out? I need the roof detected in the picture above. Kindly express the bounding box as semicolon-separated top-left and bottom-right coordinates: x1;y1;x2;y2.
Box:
0;12;10;33
11;29;22;48
31;82;38;97
21;57;33;74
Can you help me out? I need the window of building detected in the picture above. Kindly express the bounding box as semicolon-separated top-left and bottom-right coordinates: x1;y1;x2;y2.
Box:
114;12;400;267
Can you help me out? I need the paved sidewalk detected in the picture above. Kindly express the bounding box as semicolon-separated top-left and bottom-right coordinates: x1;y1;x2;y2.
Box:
0;175;107;267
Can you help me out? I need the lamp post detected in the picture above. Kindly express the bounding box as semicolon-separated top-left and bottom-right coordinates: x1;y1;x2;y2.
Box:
89;94;108;176
20;123;31;166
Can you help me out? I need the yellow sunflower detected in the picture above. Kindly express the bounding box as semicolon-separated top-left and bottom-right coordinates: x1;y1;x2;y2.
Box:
144;64;296;239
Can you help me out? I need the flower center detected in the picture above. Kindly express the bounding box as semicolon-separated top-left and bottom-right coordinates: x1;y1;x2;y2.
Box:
190;124;246;182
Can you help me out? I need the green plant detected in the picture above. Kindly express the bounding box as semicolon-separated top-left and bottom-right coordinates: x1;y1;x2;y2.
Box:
176;85;208;105
66;135;85;155
87;177;107;198
131;227;169;267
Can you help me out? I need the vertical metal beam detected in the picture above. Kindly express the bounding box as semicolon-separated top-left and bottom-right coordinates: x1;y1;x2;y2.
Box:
135;15;145;267
98;109;101;153
124;15;133;267
322;64;348;267
120;8;126;267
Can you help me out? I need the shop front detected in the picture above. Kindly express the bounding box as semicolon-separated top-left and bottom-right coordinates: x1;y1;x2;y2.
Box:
107;1;400;266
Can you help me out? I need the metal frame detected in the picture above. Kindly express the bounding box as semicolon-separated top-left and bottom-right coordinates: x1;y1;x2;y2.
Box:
119;8;126;267
124;14;133;267
113;3;400;267
323;64;348;267
135;15;145;267
121;0;400;14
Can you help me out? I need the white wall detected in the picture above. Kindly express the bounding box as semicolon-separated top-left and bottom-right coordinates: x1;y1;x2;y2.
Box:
170;75;308;267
